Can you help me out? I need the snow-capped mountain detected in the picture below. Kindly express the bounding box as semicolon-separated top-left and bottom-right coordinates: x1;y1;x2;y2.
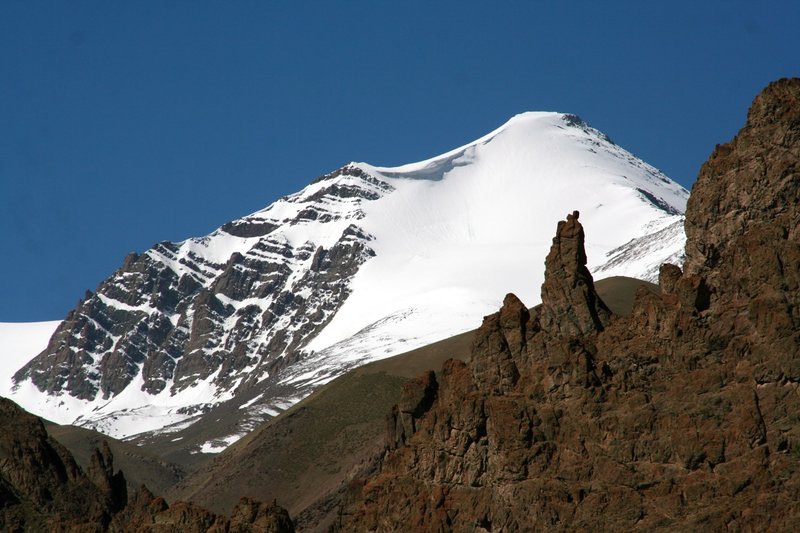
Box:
7;112;688;451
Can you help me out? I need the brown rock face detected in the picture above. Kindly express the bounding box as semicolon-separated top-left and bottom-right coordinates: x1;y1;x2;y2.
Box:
387;370;438;449
116;493;295;532
470;293;530;395
333;79;800;532
0;397;295;532
684;77;800;384
88;440;128;513
0;397;117;531
685;78;800;300
228;498;295;533
540;210;611;336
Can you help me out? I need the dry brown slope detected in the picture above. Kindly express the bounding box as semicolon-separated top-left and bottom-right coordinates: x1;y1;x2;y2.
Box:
46;422;186;496
165;332;475;530
166;276;650;531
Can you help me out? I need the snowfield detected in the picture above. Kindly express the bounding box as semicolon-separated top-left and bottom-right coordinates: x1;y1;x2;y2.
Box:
0;321;60;402
306;113;686;353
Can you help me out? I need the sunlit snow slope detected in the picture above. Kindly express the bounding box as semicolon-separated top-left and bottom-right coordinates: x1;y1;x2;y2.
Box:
0;321;60;394
8;112;688;450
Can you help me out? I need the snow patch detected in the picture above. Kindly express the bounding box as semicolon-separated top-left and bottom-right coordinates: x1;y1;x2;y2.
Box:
0;321;60;399
197;432;244;454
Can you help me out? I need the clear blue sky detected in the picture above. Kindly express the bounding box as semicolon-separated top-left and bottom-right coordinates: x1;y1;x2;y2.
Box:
1;1;798;321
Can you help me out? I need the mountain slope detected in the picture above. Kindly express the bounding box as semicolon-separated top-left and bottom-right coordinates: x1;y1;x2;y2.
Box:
165;277;656;531
44;422;186;497
9;112;688;449
333;78;800;532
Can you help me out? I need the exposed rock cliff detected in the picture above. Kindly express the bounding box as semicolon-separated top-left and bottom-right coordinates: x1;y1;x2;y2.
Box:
0;397;294;532
114;491;294;533
333;79;800;532
0;397;125;531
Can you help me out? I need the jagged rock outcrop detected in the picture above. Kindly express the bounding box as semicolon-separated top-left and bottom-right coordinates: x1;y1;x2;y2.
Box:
227;498;295;533
387;370;439;449
333;79;800;532
540;210;611;336
0;397;294;532
684;77;800;387
88;440;128;513
685;78;800;291
0;397;120;531
470;293;529;394
115;492;294;533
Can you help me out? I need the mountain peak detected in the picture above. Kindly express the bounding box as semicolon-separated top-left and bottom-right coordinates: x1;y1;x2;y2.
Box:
7;110;690;453
358;111;608;180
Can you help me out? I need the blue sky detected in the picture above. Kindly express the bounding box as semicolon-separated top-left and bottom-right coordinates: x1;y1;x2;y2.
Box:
1;1;798;321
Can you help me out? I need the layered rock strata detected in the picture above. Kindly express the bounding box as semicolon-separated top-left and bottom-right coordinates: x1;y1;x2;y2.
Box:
15;165;382;404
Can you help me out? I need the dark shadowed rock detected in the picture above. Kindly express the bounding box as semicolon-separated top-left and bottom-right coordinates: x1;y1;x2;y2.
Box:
229;497;295;533
0;398;115;530
387;370;438;449
115;493;295;533
0;398;295;532
87;440;128;513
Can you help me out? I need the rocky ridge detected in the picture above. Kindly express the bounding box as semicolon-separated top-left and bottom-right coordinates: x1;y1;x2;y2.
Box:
0;397;116;531
0;397;294;532
14;165;383;437
333;79;800;531
540;210;611;337
18;165;381;402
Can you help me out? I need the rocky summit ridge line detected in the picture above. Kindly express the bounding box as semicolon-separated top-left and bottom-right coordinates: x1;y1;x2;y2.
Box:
333;78;800;532
9;111;688;452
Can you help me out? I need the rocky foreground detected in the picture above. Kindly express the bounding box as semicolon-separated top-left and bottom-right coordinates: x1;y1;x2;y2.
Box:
332;78;800;531
0;397;294;531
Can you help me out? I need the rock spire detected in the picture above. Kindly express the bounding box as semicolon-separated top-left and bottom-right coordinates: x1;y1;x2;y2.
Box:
540;210;611;336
